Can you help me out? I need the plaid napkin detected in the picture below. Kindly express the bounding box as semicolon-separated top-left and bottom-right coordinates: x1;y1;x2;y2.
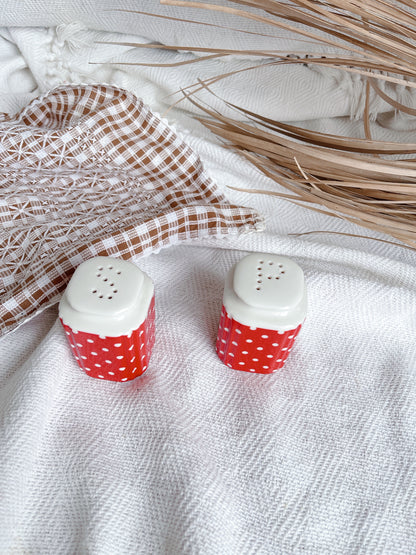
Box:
0;84;261;336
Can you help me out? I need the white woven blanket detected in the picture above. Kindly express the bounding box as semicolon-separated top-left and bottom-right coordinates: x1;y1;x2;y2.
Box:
1;10;416;555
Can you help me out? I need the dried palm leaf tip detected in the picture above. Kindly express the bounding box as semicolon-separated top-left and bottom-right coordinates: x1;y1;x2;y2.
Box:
106;0;416;249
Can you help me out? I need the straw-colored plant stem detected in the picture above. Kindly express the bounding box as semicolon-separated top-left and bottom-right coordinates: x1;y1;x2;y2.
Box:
105;0;416;249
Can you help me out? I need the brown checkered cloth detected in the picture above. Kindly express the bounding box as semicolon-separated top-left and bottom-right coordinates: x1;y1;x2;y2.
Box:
0;84;261;336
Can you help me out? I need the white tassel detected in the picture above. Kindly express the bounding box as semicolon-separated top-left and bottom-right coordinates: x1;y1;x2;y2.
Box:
55;22;89;54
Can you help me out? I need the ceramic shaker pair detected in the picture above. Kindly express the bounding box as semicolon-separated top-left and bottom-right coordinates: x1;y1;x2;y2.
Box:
59;253;307;382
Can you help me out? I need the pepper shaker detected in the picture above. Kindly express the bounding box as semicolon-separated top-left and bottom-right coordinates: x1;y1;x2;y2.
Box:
216;253;306;374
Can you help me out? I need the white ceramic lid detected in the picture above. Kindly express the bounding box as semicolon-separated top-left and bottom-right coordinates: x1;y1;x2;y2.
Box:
223;253;307;331
59;256;154;336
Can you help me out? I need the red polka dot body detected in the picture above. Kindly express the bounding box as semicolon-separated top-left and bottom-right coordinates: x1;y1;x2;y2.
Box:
59;256;155;382
216;307;301;374
216;254;306;374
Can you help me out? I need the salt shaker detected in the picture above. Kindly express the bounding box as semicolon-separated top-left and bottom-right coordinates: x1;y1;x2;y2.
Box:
59;256;155;382
216;253;306;374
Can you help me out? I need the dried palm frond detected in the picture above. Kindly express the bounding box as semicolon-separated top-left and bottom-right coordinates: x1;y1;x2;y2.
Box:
188;89;416;249
103;0;416;249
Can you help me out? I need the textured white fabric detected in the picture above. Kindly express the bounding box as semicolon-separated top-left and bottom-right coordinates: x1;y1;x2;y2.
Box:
2;230;416;554
0;23;407;123
2;17;416;555
0;0;357;57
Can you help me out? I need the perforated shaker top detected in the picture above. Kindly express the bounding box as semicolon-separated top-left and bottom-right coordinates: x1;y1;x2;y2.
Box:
59;257;154;336
223;253;307;331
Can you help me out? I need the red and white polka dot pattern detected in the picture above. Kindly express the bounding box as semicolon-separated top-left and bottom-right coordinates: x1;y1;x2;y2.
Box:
216;305;301;374
61;296;155;382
